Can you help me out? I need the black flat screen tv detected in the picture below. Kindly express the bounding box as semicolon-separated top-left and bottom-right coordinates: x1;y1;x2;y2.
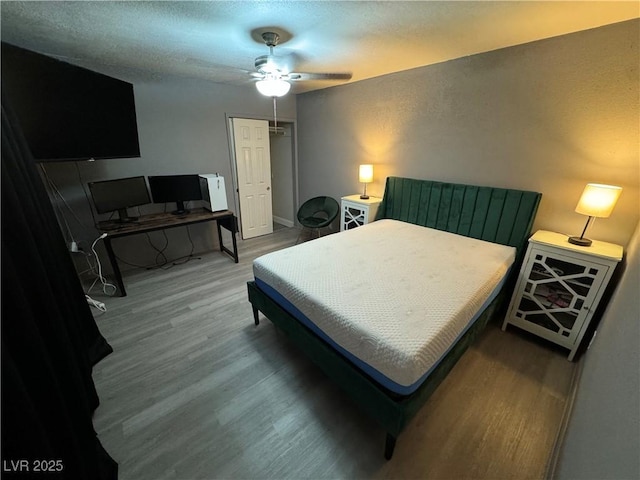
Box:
1;42;141;162
148;174;202;215
88;176;150;223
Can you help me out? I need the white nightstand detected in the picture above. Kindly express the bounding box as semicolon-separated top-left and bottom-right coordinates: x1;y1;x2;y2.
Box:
502;230;623;361
340;195;382;231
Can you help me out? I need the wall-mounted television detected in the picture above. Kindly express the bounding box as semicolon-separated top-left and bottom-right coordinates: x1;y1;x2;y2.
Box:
88;176;150;223
1;42;141;162
148;174;202;215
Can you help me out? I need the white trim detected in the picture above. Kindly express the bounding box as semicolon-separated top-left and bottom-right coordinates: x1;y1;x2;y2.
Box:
273;215;294;228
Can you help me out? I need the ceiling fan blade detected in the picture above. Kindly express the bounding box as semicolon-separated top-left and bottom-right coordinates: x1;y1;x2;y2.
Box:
249;31;351;88
287;72;352;81
255;54;296;75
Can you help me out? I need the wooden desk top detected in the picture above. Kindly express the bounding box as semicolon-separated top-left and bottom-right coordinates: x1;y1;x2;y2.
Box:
98;208;235;237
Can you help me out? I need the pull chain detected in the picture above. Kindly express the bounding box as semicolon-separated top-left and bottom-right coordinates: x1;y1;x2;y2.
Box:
272;96;278;130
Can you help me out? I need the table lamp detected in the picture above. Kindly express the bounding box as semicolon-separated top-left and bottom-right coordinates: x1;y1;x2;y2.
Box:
359;164;373;199
568;183;622;246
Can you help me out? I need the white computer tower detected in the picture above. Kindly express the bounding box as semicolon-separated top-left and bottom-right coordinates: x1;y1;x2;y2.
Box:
199;174;228;212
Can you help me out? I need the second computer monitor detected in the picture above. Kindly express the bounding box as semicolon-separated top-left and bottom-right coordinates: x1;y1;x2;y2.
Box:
148;174;202;215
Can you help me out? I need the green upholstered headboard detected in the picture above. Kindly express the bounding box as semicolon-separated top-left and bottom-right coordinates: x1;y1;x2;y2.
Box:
375;177;541;257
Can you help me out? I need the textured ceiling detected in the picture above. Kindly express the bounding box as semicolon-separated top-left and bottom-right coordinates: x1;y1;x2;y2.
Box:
1;1;638;93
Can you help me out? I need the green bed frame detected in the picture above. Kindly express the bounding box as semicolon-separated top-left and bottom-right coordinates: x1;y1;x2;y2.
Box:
247;177;541;459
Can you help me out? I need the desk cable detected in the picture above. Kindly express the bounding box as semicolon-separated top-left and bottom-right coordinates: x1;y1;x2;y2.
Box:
87;233;117;302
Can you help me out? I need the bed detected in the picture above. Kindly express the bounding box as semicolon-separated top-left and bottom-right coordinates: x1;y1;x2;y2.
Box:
247;176;541;458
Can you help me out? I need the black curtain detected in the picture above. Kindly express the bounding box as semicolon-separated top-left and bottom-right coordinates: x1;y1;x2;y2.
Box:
1;93;117;478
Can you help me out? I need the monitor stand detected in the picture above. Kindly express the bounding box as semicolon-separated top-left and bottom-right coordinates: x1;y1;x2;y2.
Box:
116;208;138;223
171;201;189;216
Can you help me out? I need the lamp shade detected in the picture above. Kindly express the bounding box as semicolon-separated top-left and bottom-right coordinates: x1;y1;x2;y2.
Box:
575;183;622;218
256;78;291;97
359;164;374;184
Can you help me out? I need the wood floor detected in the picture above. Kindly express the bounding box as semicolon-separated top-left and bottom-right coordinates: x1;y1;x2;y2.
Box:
91;226;576;480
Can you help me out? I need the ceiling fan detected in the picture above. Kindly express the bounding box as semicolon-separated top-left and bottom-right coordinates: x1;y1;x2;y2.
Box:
250;31;352;97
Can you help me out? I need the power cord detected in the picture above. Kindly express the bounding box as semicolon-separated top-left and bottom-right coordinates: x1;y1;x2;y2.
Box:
114;225;199;270
146;230;169;265
87;233;117;296
165;224;197;267
39;163;80;249
85;294;106;312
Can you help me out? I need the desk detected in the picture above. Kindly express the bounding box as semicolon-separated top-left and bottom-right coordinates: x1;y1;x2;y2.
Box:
98;208;238;296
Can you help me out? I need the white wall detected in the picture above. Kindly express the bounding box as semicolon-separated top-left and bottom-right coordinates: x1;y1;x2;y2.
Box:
44;76;295;268
296;20;639;247
555;220;640;479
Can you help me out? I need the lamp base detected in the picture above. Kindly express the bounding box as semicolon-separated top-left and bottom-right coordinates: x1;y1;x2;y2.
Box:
568;236;592;247
359;194;369;200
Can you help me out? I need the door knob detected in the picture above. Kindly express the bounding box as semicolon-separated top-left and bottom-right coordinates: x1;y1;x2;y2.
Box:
267;186;271;190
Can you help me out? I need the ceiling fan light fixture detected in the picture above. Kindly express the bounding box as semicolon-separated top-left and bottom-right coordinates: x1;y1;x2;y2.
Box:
256;77;290;97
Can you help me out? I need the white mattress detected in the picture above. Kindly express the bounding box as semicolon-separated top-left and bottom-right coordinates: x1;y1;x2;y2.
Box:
253;219;515;394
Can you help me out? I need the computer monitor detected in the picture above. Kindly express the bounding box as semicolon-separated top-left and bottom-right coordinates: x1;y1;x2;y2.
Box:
148;174;202;215
88;176;151;223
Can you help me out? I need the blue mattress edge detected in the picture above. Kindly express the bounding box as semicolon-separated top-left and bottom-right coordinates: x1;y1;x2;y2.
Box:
254;272;509;396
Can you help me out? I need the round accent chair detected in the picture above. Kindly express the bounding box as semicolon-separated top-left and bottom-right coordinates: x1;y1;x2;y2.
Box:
296;196;340;243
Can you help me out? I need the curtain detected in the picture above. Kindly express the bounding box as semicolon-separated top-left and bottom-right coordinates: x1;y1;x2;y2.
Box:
1;93;117;478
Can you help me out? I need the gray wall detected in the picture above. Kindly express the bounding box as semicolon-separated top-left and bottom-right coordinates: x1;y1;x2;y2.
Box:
295;20;640;476
297;19;639;248
44;76;295;267
34;19;639;471
270;124;296;226
555;219;640;479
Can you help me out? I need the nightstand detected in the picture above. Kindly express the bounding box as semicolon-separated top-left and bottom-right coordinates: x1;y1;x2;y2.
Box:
502;230;623;361
340;195;382;231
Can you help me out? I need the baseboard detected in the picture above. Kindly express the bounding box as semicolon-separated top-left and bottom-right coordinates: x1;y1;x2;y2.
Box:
545;356;584;479
273;216;294;228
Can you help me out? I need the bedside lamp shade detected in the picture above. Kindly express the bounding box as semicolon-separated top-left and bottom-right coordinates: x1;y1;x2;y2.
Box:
359;164;373;199
569;183;622;246
575;184;622;218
